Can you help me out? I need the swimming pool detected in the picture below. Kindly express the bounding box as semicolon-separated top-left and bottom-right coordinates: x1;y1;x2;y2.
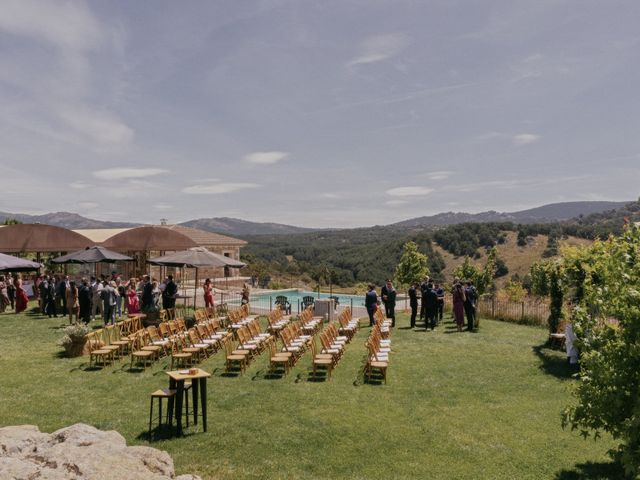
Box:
249;289;367;310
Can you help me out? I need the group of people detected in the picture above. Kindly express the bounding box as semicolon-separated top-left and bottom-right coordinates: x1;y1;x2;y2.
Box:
365;277;478;332
365;279;398;327
0;274;28;314
0;271;181;326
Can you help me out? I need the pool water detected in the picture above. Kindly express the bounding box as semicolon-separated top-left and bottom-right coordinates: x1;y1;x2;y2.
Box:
248;289;367;309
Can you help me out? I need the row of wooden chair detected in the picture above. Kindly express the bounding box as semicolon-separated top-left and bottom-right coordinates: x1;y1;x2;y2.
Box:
297;306;323;335
227;303;255;330
336;307;359;341
365;314;392;384
266;305;291;335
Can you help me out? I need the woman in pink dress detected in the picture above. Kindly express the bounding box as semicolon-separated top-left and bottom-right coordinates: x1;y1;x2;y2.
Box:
126;280;140;314
452;281;466;332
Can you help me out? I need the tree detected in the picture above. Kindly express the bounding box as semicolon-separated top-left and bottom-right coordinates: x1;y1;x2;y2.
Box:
502;279;527;302
394;241;429;288
529;259;565;333
517;229;528;247
2;218;21;225
452;251;496;295
476;247;498;294
561;225;640;476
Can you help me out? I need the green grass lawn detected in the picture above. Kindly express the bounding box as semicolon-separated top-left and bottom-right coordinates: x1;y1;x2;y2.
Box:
0;306;620;479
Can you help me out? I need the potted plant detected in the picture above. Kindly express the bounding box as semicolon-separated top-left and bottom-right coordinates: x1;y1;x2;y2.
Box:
59;323;90;357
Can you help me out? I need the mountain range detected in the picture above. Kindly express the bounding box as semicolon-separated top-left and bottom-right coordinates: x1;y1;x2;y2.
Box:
0;200;631;236
391;201;629;228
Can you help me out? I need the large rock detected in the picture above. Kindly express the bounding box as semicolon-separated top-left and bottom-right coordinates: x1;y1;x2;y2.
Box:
0;424;202;480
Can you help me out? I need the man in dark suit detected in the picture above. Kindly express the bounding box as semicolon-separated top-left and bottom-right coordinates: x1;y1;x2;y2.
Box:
380;279;397;327
162;275;177;309
365;284;378;327
420;276;431;323
101;281;118;325
435;283;445;325
408;282;418;328
141;275;154;311
423;283;438;331
78;278;92;324
464;281;477;330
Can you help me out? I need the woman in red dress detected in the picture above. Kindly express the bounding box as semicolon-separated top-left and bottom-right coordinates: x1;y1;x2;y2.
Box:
203;278;214;308
15;277;29;314
126;279;140;314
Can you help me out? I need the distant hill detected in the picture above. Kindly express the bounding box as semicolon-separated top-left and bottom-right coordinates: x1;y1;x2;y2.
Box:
1;199;633;237
0;211;139;229
179;217;319;236
393;201;630;227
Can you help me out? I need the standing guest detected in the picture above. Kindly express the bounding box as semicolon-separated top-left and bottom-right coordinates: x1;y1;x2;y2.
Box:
380;279;397;327
162;274;177;310
241;283;250;305
419;276;431;323
116;279;125;318
141;275;154;311
408;282;419;328
7;275;16;310
101;281;118;325
126;279;140;314
423;282;438;331
0;275;10;312
45;276;57;318
452;281;465;332
66;280;79;323
57;275;69;315
203;278;214;308
463;281;477;331
78;278;92;324
152;280;161;309
365;284;379;327
435;283;445;324
15;276;29;314
90;276;103;321
38;275;48;313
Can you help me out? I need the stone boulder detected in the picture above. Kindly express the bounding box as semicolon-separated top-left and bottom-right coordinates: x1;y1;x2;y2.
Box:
0;423;202;480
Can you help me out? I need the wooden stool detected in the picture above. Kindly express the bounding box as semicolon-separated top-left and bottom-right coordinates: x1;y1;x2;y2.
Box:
149;388;176;437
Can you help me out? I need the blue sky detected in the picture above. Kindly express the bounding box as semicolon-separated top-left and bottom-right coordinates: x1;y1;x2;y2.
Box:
1;0;639;228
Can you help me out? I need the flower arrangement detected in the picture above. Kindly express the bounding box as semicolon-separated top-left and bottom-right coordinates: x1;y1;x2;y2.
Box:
59;323;90;357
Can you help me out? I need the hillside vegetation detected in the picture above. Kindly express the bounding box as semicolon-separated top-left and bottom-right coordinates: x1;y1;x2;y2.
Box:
242;198;638;288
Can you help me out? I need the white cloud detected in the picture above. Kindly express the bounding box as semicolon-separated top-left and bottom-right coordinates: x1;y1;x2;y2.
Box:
320;193;343;199
244;151;289;165
386;200;409;206
0;0;103;52
182;182;260;195
93;168;169;180
58;106;134;146
427;171;453;181
512;133;541;146
386;186;433;197
347;33;409;67
69;181;92;189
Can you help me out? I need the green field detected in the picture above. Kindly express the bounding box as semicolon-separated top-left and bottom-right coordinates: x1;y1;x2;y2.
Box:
0;306;620;479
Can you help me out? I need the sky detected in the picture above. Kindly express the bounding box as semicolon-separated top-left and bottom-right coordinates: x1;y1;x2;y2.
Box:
1;0;639;228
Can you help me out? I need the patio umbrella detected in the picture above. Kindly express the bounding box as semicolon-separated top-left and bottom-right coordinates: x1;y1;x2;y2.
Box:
148;247;246;307
0;252;42;272
51;246;134;264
